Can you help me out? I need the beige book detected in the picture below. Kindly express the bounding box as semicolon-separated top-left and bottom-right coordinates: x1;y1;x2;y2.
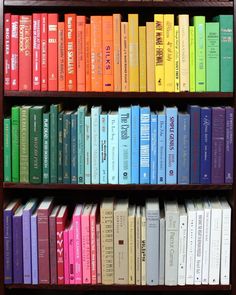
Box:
114;199;129;284
128;205;136;284
100;198;114;284
113;14;121;91
141;207;146;285
136;206;141;285
146;22;155;92
121;22;129;92
139;26;147;92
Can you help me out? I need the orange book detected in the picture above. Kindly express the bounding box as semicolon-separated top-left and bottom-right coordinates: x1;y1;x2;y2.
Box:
102;16;113;92
113;14;121;92
58;22;65;91
85;24;91;92
48;14;58;91
91;16;102;92
76;16;86;92
65;14;77;91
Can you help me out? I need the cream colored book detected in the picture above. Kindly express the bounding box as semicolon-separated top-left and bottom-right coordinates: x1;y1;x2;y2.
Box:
164;14;174;92
141;206;146;285
128;205;136;284
100;198;114;284
136;206;141;285
114;199;129;284
154;14;164;92
178;15;189;91
113;14;121;92
146;22;155;92
174;25;180;92
139;26;147;92
121;22;129;92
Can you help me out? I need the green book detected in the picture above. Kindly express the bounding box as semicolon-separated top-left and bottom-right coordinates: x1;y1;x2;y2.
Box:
43;112;50;184
20;106;31;183
50;104;62;183
11;106;20;182
189;26;195;92
214;15;233;92
77;105;87;184
63;111;73;184
58;111;64;183
4;118;11;182
194;16;206;92
206;22;219;92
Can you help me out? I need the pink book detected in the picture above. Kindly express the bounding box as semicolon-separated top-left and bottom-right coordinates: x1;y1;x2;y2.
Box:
41;13;47;91
90;204;97;285
4;13;11;90
63;228;69;285
96;221;101;284
69;223;75;284
72;204;83;284
82;204;92;284
10;15;19;90
32;13;41;91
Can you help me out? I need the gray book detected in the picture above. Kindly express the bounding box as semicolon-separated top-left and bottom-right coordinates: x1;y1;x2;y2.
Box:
159;210;165;285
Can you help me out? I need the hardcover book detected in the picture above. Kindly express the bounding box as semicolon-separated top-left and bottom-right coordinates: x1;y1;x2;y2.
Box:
13;206;23;284
140;106;150;184
48;14;58;91
10;15;19;90
131;105;140;184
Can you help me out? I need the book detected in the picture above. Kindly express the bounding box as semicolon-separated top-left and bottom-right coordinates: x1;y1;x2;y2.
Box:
100;112;108;184
13;206;23;283
121;22;129;92
31;212;38;284
113;14;121;91
63;228;69;284
154;14;164;91
174;25;180;92
139;26;146;92
4;13;11;90
128;205;136;284
140;106;150;184
164;14;174;92
77;16;86;91
11;106;20;182
43;112;50;183
108;111;118;184
225;107;234;183
141;207;146;286
131;105;140;184
32;13;41;91
202;199;211;284
146;22;155;92
48;14;58;91
85;114;91;184
10;15;19;90
71;111;78;184
58;22;65;91
90;204;98;284
159;211;165;285
4;118;11;182
150;112;157;184
69;223;75;284
157;110;166;184
73;204;83;284
41;13;47;91
178;205;187;286
78;106;87;184
58;111;63;183
96;222;102;284
63;111;73;184
85;24;91;92
189;26;195;92
135;206;141;285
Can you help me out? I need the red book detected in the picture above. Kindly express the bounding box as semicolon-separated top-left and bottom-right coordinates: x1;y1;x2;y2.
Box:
4;13;11;90
19;15;32;91
48;13;58;91
85;24;91;92
56;206;68;285
37;197;54;284
58;22;65;91
41;13;47;91
76;16;86;91
33;13;41;91
10;15;19;91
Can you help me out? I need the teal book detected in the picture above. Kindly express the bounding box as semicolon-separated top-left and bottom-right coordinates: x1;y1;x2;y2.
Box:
77;106;87;184
4;118;11;182
100;112;108;184
71;111;77;184
63;111;73;184
58;111;64;183
194;16;206;92
214;15;233;92
206;22;220;92
29;106;45;184
11;106;20;182
43;112;50;184
85;114;91;184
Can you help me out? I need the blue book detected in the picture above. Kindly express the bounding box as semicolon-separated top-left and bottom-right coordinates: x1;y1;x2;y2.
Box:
119;107;131;184
150;112;158;184
188;105;200;184
85;114;91;184
100;113;108;184
31;212;38;284
140;106;151;184
165;107;178;184
131;105;140;184
157;111;166;184
63;111;73;184
43;113;50;184
200;107;212;184
178;113;190;184
58;111;64;183
77;106;87;184
71;111;78;184
13;206;23;284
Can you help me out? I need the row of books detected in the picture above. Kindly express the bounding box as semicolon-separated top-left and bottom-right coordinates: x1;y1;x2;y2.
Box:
4;105;234;185
4;13;233;93
4;197;231;286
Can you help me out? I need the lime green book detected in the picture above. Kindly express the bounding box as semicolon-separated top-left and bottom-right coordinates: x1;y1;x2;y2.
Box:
189;26;195;92
194;16;206;92
11;106;20;182
206;22;219;92
4;118;11;182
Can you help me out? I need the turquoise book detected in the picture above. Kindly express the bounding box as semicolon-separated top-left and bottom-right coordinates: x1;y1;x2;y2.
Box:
58;111;63;183
71;111;78;184
77;106;87;184
157;110;166;184
4;118;11;182
206;22;219;91
100;112;108;184
118;107;131;184
43;112;50;184
140;106;150;184
131;105;140;184
85;114;91;184
63;111;73;184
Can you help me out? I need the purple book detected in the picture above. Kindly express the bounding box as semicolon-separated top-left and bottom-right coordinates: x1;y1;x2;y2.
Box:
211;107;225;184
23;199;38;284
31;212;38;284
13;206;24;284
4;200;20;284
225;107;234;183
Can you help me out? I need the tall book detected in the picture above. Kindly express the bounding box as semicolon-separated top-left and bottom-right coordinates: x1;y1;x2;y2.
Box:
90;204;98;285
202;199;211;284
71;111;77;184
69;223;75;284
73;204;83;284
159;211;165;285
96;222;102;284
63;111;73;184
140;106;150;184
32;13;41;90
113;14;121;91
121;22;129;92
4;118;11;182
164;14;174;92
77;105;87;184
150;112;157;184
41;13;48;91
128;205;136;285
85;24;91;92
141;207;146;286
100;112;108;184
139;26;146;92
85;114;91;184
11;106;20;182
43;112;50;183
225;107;234;183
189;26;195;92
48;14;58;91
178;205;187;286
174;25;180;92
4;13;11;90
63;228;69;284
131;105;140;184
136;206;141;285
146;22;155;92
58;22;65;91
77;16;86;91
157;110;166;184
58;111;63;183
10;14;19;90
31;212;38;284
13;206;23;284
154;14;164;91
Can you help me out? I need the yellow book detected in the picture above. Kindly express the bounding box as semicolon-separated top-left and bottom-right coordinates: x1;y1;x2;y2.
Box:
113;14;121;92
139;26;147;92
121;22;129;92
189;26;196;92
128;205;136;285
164;14;174;92
174;25;180;92
146;22;155;92
128;14;139;92
154;14;164;92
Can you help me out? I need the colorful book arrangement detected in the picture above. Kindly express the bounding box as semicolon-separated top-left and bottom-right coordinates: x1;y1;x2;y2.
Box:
4;105;234;185
4;197;231;286
4;13;233;93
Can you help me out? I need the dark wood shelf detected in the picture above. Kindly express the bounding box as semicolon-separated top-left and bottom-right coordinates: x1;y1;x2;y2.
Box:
3;182;233;190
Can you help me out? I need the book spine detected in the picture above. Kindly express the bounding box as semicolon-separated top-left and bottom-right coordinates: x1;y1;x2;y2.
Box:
82;216;91;284
10;15;19;90
154;14;164;91
135;211;141;285
49;215;57;284
128;215;135;284
164;14;174;92
100;114;108;184
57;218;65;284
146;22;155;92
186;210;196;284
43;113;50;184
131;106;140;184
114;14;121;91
178;214;187;285
20;107;30;183
200;108;212;184
189;26;195;92
63;113;71;184
159;218;165;285
108;113;119;184
50;104;59;183
141;213;146;285
13;214;23;283
31;214;38;284
76;16;86;91
174;25;180;92
85;24;91;92
58;22;65;91
140;107;150;184
4;13;11;90
91;106;101;184
23;210;32;283
4;118;11;182
78;107;86;184
202;206;211;284
96;223;102;284
85;115;91;184
225;107;234;183
48;14;58;91
41;13;47;91
73;214;82;284
4;210;13;284
158;114;166;184
64;229;69;284
150;114;157;184
90;214;97;284
11;106;20;182
139;26;146;92
121;22;129;92
32;13;41;90
58;112;63;183
69;226;75;284
194;209;204;285
71;112;77;184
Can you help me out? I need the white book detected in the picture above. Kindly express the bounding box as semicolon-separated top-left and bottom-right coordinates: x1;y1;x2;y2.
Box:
159;210;165;285
220;198;231;285
209;198;222;285
178;204;187;286
141;207;146;285
164;200;179;286
185;199;196;285
85;114;91;184
128;205;136;284
202;199;211;284
136;206;141;285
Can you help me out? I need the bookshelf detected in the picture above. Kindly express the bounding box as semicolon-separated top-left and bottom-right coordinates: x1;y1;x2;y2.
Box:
0;0;235;294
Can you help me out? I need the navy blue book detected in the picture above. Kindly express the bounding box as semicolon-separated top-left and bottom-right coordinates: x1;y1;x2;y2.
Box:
200;107;212;184
63;111;73;184
71;111;78;184
58;111;64;184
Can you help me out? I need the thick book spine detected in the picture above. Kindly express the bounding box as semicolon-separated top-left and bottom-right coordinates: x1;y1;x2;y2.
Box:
49;214;57;284
76;16;86;91
200;108;212;184
41;13;47;91
178;213;187;285
10;15;19;90
43;113;50;184
174;25;180;92
113;14;121;91
78;106;87;184
50;104;60;183
139;26;146;92
121;22;129;92
91;106;101;184
58;22;65;91
11;106;20;182
90;213;97;284
23;210;32;283
108;113;119;184
4;13;11;90
4;118;11;182
73;213;82;284
63;112;71;184
150;113;157;184
82;216;91;284
20;106;30;183
31;214;38;284
225;107;234;183
194;208;204;284
85;24;91;92
140;107;150;184
164;14;174;92
71;112;78;184
189;26;195;92
100;114;108;184
154;14;164;91
13;213;23;283
157;114;166;184
4;210;13;284
48;14;58;91
32;13;41;90
58;112;63;183
85;115;91;184
64;229;69;284
131;105;140;184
